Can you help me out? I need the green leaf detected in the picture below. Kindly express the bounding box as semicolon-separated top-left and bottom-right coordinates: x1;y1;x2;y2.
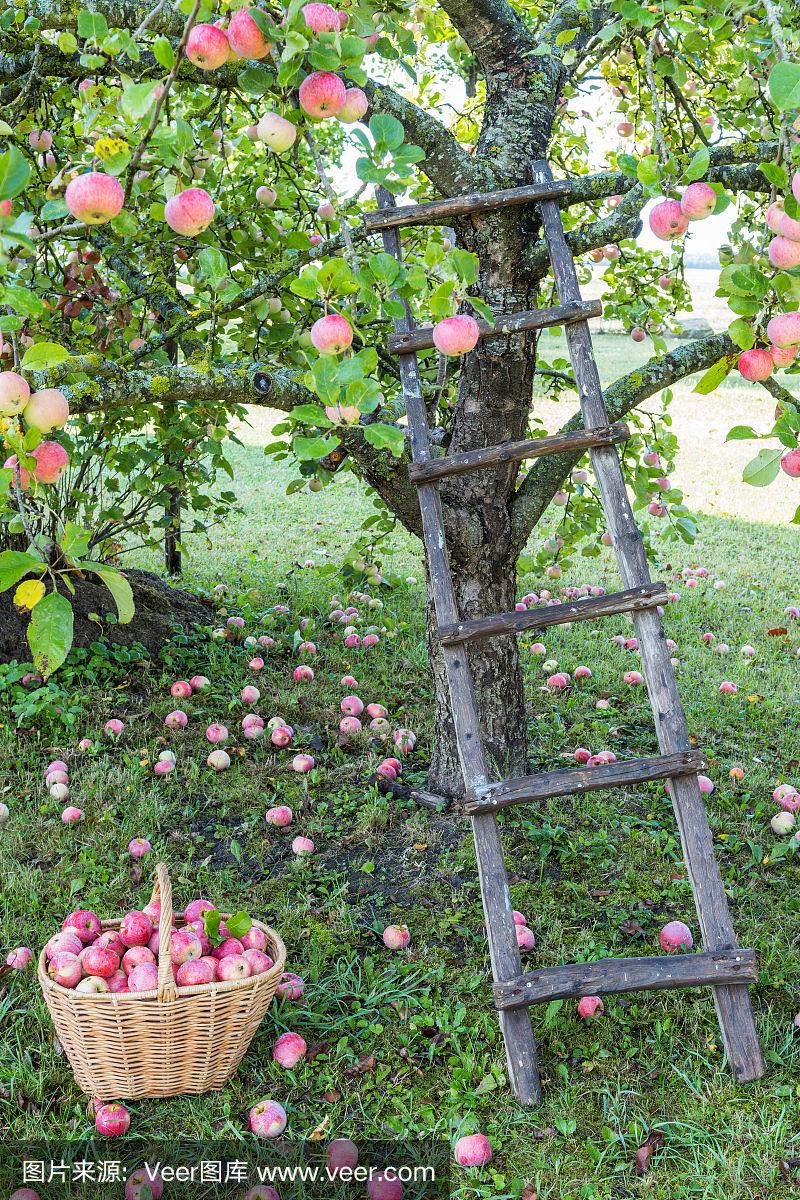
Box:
726;425;760;441
203;910;223;945
27;590;74;678
196;247;228;288
111;209;138;237
0;550;44;593
693;356;733;395
684;145;710;182
21;341;71;370
727;318;755;350
742;447;783;487
290;403;329;424
368;252;401;285
223;911;252;940
1;282;44;317
238;66;273;95
152;35;175;69
0;146;32;201
636;155;661;187
39;198;69;222
768;60;800;111
312;357;342;407
58;31;79;54
59;522;92;560
77;9;108;39
81;562;135;623
121;81;158;121
293;434;339;460
369;114;404;149
759;161;787;189
362;423;406;457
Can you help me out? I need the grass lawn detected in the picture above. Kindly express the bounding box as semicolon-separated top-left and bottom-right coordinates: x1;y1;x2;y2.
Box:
1;336;799;1199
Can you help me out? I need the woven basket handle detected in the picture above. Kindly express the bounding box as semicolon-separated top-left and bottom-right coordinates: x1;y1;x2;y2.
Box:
150;862;178;1003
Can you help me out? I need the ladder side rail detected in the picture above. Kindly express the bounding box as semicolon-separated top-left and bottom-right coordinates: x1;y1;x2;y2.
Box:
375;186;542;1104
532;161;764;1083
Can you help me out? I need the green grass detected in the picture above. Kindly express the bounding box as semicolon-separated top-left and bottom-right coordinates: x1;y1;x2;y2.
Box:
1;337;800;1199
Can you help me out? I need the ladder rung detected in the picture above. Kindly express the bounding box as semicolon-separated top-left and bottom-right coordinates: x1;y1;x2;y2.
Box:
464;750;705;815
409;423;629;485
494;949;758;1011
387;300;600;356
362;180;572;231
439;583;667;646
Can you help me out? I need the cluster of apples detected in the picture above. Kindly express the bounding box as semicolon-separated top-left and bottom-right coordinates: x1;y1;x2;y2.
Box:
0;371;70;489
648;181;717;241
59;4;371;242
771;782;800;841
43;897;278;993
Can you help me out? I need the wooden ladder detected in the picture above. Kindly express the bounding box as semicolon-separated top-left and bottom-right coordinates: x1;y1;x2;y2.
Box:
365;160;764;1105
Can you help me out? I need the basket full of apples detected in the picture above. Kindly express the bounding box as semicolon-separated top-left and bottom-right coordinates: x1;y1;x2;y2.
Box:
37;862;286;1100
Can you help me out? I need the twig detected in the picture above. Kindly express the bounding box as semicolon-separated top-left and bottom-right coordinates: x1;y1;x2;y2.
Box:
33;221;86;244
664;76;710;147
134;0;168;38
645;33;669;165
304;126;359;267
124;0;202;202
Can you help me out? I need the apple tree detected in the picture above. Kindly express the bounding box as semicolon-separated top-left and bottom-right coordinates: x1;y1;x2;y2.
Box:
0;0;795;791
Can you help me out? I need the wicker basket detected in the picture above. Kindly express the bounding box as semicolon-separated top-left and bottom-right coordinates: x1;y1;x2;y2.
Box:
37;862;286;1100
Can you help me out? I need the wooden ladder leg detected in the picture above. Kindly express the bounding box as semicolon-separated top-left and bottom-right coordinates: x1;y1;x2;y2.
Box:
533;161;765;1083
376;188;542;1104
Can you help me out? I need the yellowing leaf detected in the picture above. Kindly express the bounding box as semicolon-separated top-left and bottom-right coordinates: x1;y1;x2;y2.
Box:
14;578;45;611
307;1114;330;1142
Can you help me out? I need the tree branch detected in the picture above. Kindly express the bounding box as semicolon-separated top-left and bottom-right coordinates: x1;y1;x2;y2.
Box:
51;360;424;536
509;333;736;554
525;182;646;275
25;0;182;36
436;0;535;72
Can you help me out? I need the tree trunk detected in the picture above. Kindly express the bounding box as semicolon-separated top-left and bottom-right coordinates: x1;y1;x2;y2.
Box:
426;550;528;797
424;212;539;797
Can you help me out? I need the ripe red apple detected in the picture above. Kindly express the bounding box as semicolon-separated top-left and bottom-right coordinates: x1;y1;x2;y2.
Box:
23;387;69;432
338;87;369;123
186;23;230;70
737;348;773;382
82;945;120;978
65;172;124;224
31;440;69;483
227;7;272;58
310;313;353;354
454;1133;492;1167
95;1103;131;1137
302;2;340;32
649;199;689;241
119;910;153;948
164;188;215;237
769;237;800;269
298;71;347;118
680;181;716;220
62;909;102;943
432;314;480;356
0;370;31;416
